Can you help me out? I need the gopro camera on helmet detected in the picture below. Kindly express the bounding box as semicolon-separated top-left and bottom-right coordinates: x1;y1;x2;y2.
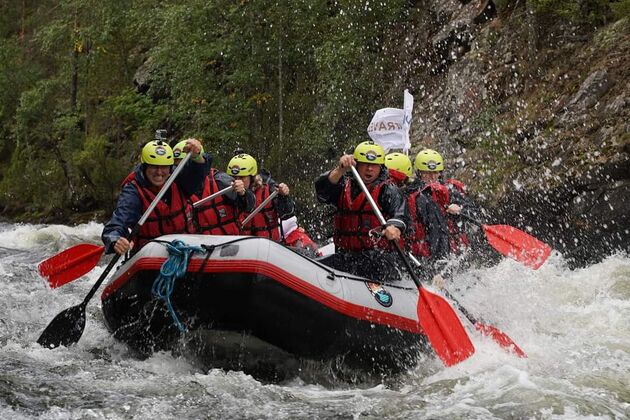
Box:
154;129;168;142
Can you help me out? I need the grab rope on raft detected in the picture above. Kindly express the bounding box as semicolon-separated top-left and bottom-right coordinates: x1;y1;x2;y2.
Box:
151;239;205;333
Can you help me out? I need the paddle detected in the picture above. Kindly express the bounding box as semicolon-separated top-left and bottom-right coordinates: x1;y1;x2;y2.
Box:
37;153;192;349
406;252;526;358
458;213;551;270
349;166;474;366
240;189;279;228
38;243;105;288
192;185;233;208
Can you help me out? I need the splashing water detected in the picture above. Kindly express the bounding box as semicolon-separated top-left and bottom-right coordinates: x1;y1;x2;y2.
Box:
0;223;628;419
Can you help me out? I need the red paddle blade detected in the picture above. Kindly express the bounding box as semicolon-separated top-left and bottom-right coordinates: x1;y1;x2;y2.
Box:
38;244;104;288
483;224;551;269
417;288;475;366
475;322;527;358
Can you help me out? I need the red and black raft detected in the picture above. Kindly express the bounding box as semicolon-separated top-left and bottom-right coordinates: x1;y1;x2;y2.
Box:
101;234;430;378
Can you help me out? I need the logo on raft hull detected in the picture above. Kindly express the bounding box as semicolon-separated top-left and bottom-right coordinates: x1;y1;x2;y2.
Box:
365;282;393;307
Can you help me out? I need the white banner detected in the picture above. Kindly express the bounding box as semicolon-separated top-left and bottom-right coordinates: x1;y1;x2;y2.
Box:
403;89;414;153
367;90;413;153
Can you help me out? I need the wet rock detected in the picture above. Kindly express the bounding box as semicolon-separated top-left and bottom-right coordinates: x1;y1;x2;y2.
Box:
490;155;630;267
133;57;170;101
565;69;612;112
605;94;629;115
430;0;497;71
404;4;629;267
133;57;154;94
427;0;463;22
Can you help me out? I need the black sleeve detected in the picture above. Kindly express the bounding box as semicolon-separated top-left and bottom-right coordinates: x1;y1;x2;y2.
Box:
176;155;212;197
450;187;481;220
239;190;256;212
274;195;295;220
416;194;450;259
378;183;410;233
314;172;344;206
269;178;296;220
261;175;295;220
212;170;255;212
214;171;238;202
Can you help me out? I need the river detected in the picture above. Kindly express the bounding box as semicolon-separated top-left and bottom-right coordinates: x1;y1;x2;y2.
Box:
0;222;628;419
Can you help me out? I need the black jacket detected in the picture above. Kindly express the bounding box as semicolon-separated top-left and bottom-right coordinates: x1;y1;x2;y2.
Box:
405;180;451;260
259;169;295;220
205;168;256;213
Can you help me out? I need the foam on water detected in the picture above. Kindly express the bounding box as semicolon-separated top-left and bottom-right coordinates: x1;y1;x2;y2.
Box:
0;223;629;419
0;222;102;252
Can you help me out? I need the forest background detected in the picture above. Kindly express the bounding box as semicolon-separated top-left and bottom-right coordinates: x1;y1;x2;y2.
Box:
0;0;628;265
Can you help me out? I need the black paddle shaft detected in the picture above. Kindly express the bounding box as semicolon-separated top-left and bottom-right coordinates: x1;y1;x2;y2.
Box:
441;289;478;325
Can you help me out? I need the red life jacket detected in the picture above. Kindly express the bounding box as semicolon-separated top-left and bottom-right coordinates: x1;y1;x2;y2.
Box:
425;182;450;209
446;178;466;194
239;184;280;240
333;180;394;252
425;182;470;252
192;170;240;235
131;180;191;250
387;169;408;186
121;171;136;187
406;190;431;258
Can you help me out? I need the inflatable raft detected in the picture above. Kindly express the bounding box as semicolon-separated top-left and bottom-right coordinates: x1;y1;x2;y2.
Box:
101;234;430;379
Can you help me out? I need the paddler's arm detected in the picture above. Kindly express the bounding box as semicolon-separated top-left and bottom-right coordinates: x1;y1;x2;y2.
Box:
416;193;450;259
378;183;409;239
271;181;295;220
239;188;256;212
447;188;482;222
314;154;353;205
175;141;212;197
101;184;142;255
215;171;255;212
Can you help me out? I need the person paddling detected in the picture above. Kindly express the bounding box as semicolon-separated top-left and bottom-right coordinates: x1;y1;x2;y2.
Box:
412;149;480;255
101;138;208;255
172;141;255;235
315;141;410;282
227;153;295;241
384;151;449;279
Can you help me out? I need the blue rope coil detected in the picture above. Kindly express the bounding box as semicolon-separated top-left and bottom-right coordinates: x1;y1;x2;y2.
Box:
151;239;205;333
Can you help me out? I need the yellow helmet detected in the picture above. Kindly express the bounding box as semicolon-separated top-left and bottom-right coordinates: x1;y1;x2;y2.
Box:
414;149;444;172
384;152;412;178
172;140;204;161
353;141;385;164
227;154;258;177
141;140;174;166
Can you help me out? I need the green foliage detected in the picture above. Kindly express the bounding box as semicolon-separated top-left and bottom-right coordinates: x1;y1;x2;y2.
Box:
74;135;129;211
97;88;166;138
0;38;42;167
527;0;627;25
611;1;630;19
0;0;412;225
